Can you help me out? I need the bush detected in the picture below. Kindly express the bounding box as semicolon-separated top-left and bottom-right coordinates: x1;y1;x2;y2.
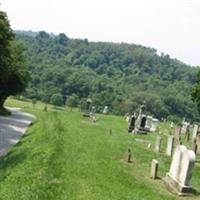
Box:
50;94;63;106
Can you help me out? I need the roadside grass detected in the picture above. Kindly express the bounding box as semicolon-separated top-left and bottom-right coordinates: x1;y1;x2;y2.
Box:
0;99;199;199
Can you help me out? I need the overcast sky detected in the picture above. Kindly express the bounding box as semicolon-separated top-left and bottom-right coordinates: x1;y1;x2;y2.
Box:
1;0;200;66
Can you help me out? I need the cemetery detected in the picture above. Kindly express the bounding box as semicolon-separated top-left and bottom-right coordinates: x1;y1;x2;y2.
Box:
0;98;199;200
1;2;200;199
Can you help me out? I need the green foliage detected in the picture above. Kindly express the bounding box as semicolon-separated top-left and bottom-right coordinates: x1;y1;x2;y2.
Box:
15;31;200;121
192;71;200;114
50;93;63;106
0;12;28;108
66;94;79;108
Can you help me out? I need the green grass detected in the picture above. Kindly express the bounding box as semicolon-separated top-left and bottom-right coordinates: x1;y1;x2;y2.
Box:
0;98;199;199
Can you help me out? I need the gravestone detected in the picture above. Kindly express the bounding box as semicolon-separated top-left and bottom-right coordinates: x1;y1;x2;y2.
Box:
192;124;198;142
164;145;196;195
174;126;181;145
150;118;158;132
83;99;92;117
103;106;108;114
192;139;198;154
140;115;146;129
150;159;159;179
155;136;162;152
128;114;136;133
185;128;190;142
166;136;174;156
135;103;148;134
145;115;152;130
181;122;189;135
196;134;200;153
174;126;181;139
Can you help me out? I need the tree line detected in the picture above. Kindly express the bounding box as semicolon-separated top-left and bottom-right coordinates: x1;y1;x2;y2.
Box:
15;31;200;121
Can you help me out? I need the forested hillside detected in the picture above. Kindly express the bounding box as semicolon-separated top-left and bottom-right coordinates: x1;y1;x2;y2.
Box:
15;31;200;121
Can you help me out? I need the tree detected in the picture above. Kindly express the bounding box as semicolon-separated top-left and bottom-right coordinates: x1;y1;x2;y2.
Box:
66;94;79;108
191;71;200;113
50;94;63;106
0;11;28;110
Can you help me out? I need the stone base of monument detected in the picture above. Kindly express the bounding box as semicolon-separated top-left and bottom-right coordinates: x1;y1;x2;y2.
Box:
134;128;148;134
163;173;194;196
82;112;90;117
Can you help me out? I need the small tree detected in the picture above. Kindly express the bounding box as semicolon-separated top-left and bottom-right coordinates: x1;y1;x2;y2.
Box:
66;94;79;108
50;94;63;106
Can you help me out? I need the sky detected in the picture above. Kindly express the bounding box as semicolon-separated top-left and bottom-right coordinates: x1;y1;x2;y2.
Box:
1;0;200;66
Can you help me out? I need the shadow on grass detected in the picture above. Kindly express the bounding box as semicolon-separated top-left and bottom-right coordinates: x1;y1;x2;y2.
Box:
0;150;28;182
0;150;28;170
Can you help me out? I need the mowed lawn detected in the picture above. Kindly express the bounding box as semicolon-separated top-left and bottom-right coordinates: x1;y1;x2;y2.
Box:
0;99;200;200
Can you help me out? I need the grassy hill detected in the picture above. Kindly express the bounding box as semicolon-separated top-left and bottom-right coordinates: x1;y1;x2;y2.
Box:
0;99;199;199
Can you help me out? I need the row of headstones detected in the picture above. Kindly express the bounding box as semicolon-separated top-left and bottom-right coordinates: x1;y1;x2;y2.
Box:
155;136;175;156
155;133;198;155
151;145;196;195
174;124;200;153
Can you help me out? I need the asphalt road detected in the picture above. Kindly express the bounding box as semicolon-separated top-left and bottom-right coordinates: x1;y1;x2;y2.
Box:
0;107;36;156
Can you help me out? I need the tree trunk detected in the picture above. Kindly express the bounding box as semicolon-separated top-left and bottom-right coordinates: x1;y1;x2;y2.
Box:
0;96;7;109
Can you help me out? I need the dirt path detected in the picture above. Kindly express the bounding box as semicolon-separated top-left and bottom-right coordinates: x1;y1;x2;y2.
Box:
0;107;36;156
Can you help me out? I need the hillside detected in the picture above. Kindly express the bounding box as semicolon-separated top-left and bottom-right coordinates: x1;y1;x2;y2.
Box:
1;98;200;200
15;31;200;121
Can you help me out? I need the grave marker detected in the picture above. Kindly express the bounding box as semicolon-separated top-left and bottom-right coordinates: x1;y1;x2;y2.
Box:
164;145;196;195
150;159;159;179
155;136;162;152
166;136;174;156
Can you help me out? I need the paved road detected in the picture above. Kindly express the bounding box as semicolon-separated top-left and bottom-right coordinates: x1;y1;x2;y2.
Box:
0;107;36;156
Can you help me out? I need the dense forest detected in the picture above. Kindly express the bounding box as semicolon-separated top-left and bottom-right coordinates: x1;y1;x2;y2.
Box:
15;31;200;121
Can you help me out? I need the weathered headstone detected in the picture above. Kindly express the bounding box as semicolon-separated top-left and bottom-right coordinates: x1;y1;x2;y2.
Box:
128;114;136;133
192;124;198;142
164;145;196;195
155;136;162;152
174;126;181;145
145;115;152;130
150;159;159;179
166;136;174;156
83;99;92;117
174;126;181;139
192;139;198;154
103;106;108;114
181;122;189;135
140;115;146;129
135;103;148;134
150;118;158;132
185;128;190;142
196;134;200;153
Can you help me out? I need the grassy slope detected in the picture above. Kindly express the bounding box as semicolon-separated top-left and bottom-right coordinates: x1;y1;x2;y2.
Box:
0;98;199;200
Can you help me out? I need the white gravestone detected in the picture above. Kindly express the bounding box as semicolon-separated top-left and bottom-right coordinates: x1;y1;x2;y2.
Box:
166;136;174;156
192;124;198;142
178;150;196;186
150;118;158;132
155;136;162;152
103;106;108;114
164;145;196;195
145;116;152;130
174;127;181;139
181;122;189;135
